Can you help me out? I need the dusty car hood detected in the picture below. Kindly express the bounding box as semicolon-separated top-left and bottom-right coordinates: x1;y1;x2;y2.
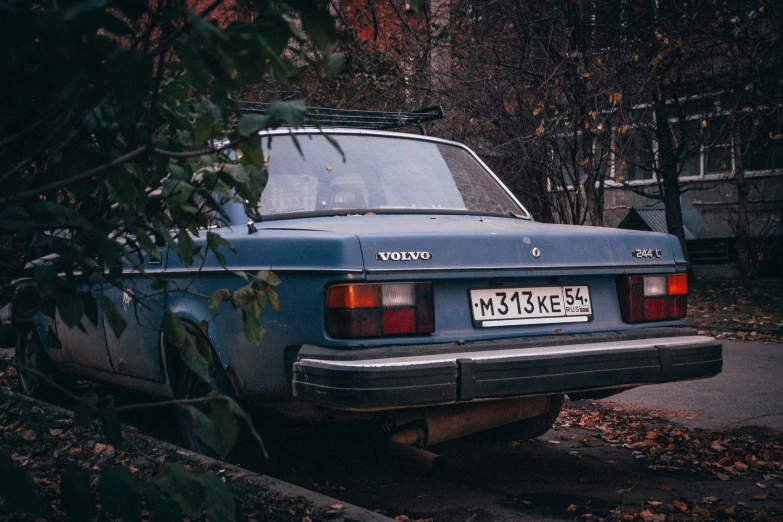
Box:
258;214;685;274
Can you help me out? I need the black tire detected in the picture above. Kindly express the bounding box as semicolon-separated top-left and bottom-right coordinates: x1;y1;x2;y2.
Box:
15;328;60;398
175;347;281;472
480;394;564;441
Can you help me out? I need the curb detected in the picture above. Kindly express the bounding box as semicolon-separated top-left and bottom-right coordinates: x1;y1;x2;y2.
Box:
132;431;395;522
14;393;394;522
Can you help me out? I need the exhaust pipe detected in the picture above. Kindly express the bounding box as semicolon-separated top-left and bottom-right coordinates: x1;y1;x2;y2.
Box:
387;441;445;472
388;395;550;447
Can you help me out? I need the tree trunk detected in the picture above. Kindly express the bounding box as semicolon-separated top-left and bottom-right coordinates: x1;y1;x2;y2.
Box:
653;99;693;278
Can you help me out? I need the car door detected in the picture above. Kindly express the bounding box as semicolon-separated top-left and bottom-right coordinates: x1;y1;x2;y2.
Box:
102;248;168;382
56;285;114;373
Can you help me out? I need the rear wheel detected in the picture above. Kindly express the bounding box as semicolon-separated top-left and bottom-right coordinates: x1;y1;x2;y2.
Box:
480;394;564;441
175;346;281;472
15;329;60;398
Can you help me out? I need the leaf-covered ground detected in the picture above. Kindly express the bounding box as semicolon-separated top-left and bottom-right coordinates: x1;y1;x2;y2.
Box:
687;278;783;342
0;355;351;522
552;399;783;521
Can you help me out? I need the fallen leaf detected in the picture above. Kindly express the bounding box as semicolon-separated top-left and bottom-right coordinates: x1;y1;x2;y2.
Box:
753;494;768;500
673;500;688;513
567;504;577;512
717;473;730;481
508;441;520;448
641;510;665;522
657;485;674;491
330;504;343;510
692;506;711;516
617;482;638;494
625;439;654;449
756;482;767;489
734;461;749;471
774;483;783;489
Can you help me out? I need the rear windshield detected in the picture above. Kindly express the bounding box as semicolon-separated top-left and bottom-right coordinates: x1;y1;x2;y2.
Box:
256;134;527;218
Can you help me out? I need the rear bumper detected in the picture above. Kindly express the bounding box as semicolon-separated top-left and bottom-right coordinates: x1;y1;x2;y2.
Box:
292;328;722;410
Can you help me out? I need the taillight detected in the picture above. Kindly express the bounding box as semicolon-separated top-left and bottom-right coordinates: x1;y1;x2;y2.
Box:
616;274;688;323
326;282;435;339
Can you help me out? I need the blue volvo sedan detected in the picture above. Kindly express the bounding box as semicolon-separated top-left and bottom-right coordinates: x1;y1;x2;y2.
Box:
16;125;722;459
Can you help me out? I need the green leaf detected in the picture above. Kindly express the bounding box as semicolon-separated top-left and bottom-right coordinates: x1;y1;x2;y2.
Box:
206;231;235;267
297;2;337;51
12;285;41;318
254;270;281;286
98;466;141;522
237;114;268;137
57;292;85;328
208;289;230;309
179;333;211;383
61;464;96;522
193;113;215;147
188;12;227;40
265;100;306;127
209;396;239;455
162;178;194;207
64;0;110;20
268;288;280;311
150;278;170;290
0;456;42;516
242;308;265;345
108;168;140;208
177;41;210;90
35;263;57;296
154;463;235;522
237;141;266;167
213;395;267;458
326;52;345;78
107;50;153;109
175;230;198;265
181;399;238;457
161;310;187;347
102;296;128;338
83;292;99;328
143;481;182;522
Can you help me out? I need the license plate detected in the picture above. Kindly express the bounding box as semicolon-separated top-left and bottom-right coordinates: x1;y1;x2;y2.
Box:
470;285;593;327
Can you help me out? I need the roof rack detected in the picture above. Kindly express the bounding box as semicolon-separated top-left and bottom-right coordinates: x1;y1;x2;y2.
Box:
238;102;444;133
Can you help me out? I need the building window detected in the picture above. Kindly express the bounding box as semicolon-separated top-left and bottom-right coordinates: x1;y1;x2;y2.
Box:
704;116;734;176
743;113;783;172
613;128;655;182
671;118;702;179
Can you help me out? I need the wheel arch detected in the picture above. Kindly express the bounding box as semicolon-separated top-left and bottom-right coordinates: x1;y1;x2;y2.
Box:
161;303;242;397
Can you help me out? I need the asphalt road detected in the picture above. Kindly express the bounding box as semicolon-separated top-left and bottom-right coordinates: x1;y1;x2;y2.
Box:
608;339;783;430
